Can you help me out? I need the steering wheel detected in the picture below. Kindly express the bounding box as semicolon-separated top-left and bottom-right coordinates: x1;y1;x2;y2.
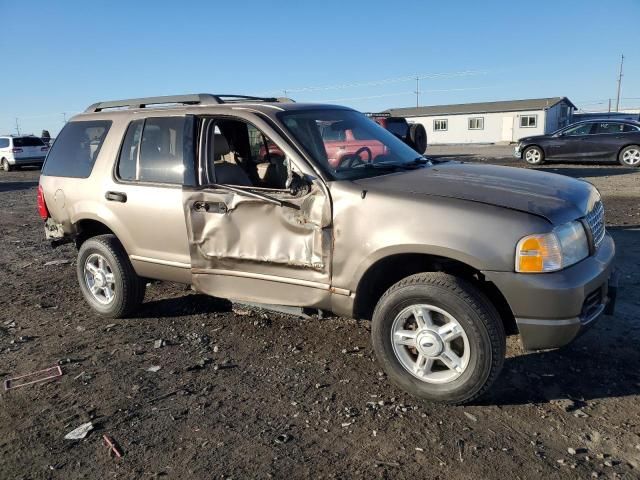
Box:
336;146;373;170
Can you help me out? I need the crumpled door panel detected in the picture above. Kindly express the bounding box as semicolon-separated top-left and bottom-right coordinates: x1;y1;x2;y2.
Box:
184;186;330;276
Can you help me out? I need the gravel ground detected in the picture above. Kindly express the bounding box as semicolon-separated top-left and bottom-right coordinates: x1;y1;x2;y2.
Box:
0;152;639;479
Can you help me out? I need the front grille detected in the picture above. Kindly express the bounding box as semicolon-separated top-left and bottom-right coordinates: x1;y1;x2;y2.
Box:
585;200;605;249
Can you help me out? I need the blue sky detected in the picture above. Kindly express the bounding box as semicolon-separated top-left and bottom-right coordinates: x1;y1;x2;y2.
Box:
1;0;639;135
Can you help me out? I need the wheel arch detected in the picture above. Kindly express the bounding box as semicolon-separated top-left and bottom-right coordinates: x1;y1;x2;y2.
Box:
74;218;118;248
352;252;517;336
522;143;545;158
617;143;640;158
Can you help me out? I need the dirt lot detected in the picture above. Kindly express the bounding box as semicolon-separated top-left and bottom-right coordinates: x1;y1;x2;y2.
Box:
1;150;639;479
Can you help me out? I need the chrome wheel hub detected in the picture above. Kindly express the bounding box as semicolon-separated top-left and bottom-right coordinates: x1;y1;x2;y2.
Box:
391;304;470;384
84;253;115;305
416;330;443;356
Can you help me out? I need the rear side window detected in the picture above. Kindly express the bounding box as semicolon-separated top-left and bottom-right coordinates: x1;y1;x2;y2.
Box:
13;137;45;147
116;116;194;185
623;124;640;132
0;139;9;148
42;121;111;178
595;122;625;134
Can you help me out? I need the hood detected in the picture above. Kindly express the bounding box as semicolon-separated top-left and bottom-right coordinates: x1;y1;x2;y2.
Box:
353;162;599;225
518;134;549;142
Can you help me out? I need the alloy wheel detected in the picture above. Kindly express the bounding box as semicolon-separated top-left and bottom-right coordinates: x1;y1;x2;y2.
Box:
391;304;470;384
524;148;541;164
83;253;116;304
622;148;640;166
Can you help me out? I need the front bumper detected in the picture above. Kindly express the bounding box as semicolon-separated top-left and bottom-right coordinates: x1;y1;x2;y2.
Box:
483;232;616;350
513;144;522;158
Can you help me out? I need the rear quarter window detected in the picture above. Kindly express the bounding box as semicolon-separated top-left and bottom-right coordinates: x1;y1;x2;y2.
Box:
42;120;112;178
0;138;9;148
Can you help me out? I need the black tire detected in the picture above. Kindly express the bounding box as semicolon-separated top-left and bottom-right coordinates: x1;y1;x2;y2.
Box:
522;146;544;165
618;145;640;167
408;123;427;154
1;158;12;172
76;234;145;318
371;272;505;405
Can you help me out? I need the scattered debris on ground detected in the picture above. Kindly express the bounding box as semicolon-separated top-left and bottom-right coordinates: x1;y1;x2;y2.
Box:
1;164;638;478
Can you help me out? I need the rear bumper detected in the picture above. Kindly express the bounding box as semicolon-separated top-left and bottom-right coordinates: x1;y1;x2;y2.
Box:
483;233;616;350
10;156;45;166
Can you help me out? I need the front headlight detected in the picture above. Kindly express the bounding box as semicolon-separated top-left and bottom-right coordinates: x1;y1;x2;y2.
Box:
515;221;589;273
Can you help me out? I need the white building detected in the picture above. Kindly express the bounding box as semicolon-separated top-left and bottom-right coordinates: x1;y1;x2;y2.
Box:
387;97;576;144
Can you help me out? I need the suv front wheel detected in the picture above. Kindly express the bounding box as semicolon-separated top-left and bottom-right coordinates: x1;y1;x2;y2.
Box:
371;272;505;404
77;234;146;318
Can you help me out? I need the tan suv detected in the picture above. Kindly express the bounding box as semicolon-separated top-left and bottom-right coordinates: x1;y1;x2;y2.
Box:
39;94;617;404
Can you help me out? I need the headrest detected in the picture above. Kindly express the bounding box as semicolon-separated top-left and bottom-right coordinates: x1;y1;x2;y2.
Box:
212;133;230;159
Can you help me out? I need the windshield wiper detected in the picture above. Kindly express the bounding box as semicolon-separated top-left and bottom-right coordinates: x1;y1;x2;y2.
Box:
366;157;430;170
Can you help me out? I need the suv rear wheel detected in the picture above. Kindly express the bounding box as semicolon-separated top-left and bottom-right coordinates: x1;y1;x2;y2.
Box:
371;272;505;404
77;234;145;318
1;158;12;172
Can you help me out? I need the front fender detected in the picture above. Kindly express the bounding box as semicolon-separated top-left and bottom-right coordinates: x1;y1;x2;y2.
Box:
329;182;551;292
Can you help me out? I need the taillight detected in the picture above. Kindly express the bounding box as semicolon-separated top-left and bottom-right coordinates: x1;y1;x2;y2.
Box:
37;185;49;220
12;148;23;153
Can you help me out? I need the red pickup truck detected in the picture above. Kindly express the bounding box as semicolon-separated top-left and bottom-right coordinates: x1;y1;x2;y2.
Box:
260;113;427;169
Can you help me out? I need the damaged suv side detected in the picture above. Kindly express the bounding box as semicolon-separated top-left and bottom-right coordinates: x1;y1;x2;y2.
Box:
39;94;617;404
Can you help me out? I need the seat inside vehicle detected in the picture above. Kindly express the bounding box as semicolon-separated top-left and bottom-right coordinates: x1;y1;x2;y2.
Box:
208;119;289;189
210;133;252;186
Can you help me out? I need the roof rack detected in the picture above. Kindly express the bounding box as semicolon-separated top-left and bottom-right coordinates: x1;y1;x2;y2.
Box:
84;93;295;113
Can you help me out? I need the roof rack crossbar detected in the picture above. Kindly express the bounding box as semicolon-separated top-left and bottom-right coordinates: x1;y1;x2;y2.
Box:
85;93;295;112
213;94;279;103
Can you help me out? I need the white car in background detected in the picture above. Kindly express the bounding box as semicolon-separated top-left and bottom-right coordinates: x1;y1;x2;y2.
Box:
0;135;49;171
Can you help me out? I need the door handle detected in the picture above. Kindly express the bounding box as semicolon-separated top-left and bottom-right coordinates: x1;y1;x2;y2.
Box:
105;191;127;203
194;201;227;214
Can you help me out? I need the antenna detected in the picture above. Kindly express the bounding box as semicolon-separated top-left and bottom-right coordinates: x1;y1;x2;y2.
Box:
615;54;624;111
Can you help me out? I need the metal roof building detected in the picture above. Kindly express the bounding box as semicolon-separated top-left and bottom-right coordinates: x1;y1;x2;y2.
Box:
387;97;576;144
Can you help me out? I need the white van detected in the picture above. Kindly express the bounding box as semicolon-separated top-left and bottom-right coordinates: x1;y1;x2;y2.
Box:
0;135;49;171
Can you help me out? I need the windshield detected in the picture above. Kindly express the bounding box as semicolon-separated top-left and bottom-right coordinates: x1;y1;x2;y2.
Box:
278;109;427;180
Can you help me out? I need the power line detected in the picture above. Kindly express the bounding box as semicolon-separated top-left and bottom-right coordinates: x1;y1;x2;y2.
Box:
260;69;489;95
319;86;498;104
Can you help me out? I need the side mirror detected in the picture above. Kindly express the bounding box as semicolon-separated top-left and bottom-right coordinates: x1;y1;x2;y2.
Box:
288;174;311;197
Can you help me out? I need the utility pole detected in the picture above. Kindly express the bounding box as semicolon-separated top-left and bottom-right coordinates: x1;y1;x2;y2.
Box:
414;76;420;107
615;54;624;112
608;98;611;113
15;118;21;135
62;112;67;124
